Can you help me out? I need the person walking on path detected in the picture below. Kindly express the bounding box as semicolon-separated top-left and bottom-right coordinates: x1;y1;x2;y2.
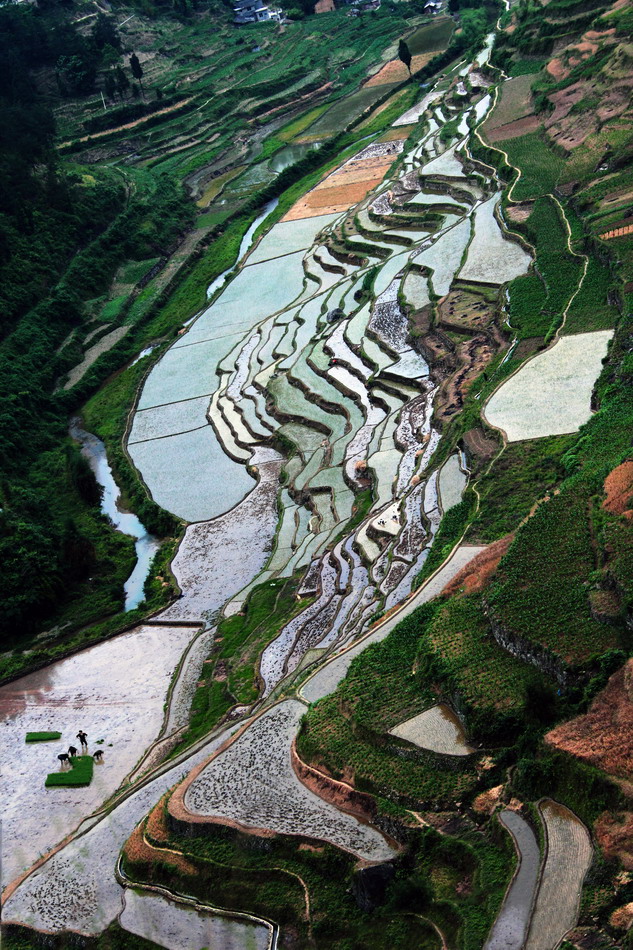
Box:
77;730;88;751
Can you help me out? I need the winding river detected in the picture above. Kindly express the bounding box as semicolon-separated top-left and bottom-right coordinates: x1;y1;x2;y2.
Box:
70;418;160;611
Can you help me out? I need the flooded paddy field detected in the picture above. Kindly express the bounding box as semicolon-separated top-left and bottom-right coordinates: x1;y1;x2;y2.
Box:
389;703;474;755
120;889;271;950
485;330;613;441
1;623;200;887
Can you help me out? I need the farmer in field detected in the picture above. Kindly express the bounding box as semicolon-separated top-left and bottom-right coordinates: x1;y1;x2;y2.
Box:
76;730;88;751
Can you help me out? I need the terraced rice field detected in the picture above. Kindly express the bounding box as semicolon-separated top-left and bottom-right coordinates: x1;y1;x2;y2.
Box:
459;194;531;285
181;700;395;861
438;453;468;512
525;801;592;949
6;46;555;945
485;330;613;441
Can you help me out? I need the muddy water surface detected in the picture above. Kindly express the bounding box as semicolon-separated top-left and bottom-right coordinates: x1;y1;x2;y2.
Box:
485;809;541;950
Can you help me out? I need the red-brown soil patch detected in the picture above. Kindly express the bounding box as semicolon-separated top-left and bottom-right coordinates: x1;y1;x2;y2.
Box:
364;52;438;87
585;28;616;41
123;823;197;875
603;460;633;515
283;153;396;220
545;661;633;779
505;202;534;223
485;114;541;142
380;125;416;141
145;793;171;845
291;740;378;823
315;0;335;11
601;223;633;240
610;901;633;931
547;58;570;81
462;427;499;469
595;812;633;869
441;534;514;597
472;784;504;815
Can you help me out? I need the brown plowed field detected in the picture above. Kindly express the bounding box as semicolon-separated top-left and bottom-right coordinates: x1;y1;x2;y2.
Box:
603;459;633;515
485;115;541;142
545;662;633;778
364;51;438;87
282;154;395;221
441;534;513;597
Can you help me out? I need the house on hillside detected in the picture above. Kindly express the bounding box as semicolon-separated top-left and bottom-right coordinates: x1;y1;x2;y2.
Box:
233;0;283;24
424;0;442;12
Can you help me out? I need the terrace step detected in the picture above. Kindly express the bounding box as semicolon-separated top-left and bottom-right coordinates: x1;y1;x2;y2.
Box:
207;392;252;463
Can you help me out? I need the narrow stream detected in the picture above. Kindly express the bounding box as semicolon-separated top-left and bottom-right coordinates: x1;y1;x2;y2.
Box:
70;419;160;611
206;197;279;298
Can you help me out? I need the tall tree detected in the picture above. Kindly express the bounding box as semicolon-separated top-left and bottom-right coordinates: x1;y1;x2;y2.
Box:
398;38;412;74
129;53;144;98
115;64;130;100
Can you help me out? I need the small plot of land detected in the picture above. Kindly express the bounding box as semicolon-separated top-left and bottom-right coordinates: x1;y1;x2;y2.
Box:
481;74;539;142
179;700;395;862
283;148;401;221
485;809;541;950
438;453;467;513
525;801;592;950
0;623;199;887
458;195;531;285
389;704;474;755
365;51;439;87
484;331;613;441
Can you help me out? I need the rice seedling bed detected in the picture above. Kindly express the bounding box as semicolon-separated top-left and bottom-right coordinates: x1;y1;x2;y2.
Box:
45;754;94;788
25;732;61;742
459;195;531;285
524;801;592;950
484;330;613;441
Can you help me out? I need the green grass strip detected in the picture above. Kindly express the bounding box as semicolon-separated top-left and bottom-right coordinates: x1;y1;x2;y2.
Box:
26;731;61;742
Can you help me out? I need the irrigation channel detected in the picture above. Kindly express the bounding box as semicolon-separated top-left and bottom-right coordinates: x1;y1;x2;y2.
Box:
3;29;598;949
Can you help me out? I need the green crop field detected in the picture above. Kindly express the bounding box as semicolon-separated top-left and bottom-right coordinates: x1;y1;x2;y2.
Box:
25;732;61;742
487;481;620;665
